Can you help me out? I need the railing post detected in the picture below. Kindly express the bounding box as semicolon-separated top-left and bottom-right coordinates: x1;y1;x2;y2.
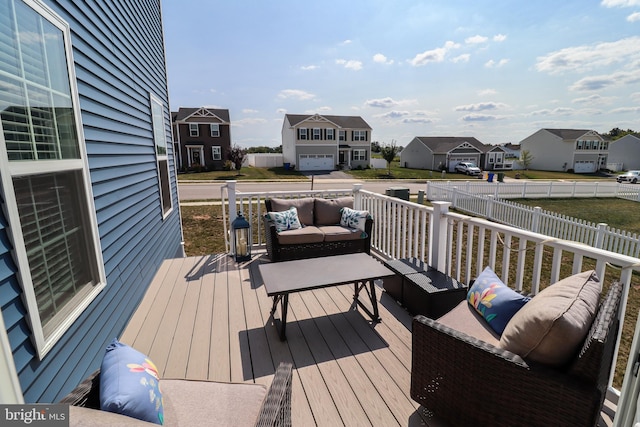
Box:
353;183;363;209
226;180;237;255
594;182;599;197
572;181;577;198
430;201;450;272
595;223;608;249
486;195;494;220
426;182;432;201
532;206;541;233
547;181;553;197
452;187;458;208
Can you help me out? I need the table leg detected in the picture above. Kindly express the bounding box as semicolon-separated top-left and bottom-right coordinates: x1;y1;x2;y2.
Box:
270;294;289;341
353;280;381;322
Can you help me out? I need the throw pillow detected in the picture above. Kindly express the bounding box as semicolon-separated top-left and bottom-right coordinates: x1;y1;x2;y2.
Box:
499;270;601;366
265;207;302;232
315;197;354;225
339;207;370;237
467;266;530;336
100;339;164;425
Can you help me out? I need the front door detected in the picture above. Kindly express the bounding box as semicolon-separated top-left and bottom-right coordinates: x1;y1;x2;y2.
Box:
186;146;204;167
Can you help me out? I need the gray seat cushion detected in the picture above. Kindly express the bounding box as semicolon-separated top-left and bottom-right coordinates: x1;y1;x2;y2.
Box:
276;226;324;245
437;300;500;347
318;225;363;242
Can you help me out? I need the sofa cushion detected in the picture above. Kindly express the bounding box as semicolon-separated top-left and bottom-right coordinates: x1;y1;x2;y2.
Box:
340;207;370;235
269;197;315;225
265;207;302;232
467;267;530;335
100;339;164;425
70;406;156;426
499;270;601;366
318;225;364;242
437;300;500;347
276;226;324;245
315;197;354;225
161;379;267;427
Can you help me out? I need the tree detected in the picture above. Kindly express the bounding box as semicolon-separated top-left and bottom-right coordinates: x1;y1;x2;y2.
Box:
518;149;534;170
380;140;400;177
228;144;247;174
371;141;381;153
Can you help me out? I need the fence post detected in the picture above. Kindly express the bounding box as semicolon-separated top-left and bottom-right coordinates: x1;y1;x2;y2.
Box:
430;201;451;272
486;195;494;220
532;206;541;233
452;187;458;208
572;181;577;198
547;181;553;197
522;182;527;198
353;183;363;209
426;181;432;201
595;223;608;249
594;182;599;197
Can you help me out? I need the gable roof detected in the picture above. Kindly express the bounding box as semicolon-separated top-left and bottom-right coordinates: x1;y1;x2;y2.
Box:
173;107;230;123
412;136;486;153
543;129;598;140
285;114;371;129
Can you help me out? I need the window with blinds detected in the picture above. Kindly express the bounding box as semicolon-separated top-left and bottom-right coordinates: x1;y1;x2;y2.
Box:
151;94;172;216
0;0;104;356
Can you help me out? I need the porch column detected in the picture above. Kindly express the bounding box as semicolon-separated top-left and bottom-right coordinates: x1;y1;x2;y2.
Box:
430;201;451;272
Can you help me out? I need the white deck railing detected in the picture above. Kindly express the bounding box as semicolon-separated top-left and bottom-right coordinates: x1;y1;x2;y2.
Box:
427;183;640;258
222;181;640;395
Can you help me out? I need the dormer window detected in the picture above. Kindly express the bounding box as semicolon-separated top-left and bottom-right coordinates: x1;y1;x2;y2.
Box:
313;128;321;140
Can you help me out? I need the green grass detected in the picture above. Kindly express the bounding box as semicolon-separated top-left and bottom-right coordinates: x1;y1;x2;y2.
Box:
178;166;307;181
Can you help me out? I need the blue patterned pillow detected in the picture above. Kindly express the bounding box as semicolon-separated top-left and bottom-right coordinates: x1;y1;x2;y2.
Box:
467;267;530;336
265;207;302;232
100;339;164;424
340;207;370;237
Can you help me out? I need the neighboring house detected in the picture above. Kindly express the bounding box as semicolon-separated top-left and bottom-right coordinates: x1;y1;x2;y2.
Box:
0;0;183;403
172;107;231;171
401;136;504;172
281;114;372;171
607;134;640;171
519;129;610;173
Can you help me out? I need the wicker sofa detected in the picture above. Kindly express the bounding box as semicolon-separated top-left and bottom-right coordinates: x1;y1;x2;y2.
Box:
410;279;622;427
61;362;293;427
264;197;372;262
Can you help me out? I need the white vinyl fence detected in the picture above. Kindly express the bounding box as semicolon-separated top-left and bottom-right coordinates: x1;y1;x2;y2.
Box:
427;182;640;258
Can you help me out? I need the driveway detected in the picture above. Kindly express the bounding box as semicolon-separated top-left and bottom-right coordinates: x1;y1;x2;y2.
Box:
303;170;352;179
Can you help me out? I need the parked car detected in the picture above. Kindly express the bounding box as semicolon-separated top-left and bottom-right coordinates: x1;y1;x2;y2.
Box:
455;162;482;176
616;170;640;183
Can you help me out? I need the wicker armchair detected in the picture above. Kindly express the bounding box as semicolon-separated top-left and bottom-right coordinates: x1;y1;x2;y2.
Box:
61;362;293;427
410;281;622;427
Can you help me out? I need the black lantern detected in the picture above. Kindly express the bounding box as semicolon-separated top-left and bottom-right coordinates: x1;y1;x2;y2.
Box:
231;212;251;262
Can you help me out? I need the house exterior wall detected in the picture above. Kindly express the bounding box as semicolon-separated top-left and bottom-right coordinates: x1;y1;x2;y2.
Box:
608;135;640;170
175;120;231;171
520;129;573;171
400;138;433;169
281;117;297;167
0;0;183;403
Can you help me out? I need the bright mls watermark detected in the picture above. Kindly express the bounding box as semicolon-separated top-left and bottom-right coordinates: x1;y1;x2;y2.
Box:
1;405;68;426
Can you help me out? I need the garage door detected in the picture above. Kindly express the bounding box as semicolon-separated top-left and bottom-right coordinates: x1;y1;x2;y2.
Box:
299;154;334;171
449;156;478;172
574;161;596;173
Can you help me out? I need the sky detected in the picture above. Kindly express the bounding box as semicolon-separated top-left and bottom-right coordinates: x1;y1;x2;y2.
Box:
161;0;640;148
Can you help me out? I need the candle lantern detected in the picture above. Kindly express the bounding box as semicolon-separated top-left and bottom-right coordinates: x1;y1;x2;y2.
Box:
231;212;251;262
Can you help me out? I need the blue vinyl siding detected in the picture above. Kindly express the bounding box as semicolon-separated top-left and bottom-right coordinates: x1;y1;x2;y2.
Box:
0;0;183;402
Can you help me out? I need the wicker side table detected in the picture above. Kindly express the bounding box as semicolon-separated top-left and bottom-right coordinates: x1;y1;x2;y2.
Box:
403;269;467;319
382;258;429;305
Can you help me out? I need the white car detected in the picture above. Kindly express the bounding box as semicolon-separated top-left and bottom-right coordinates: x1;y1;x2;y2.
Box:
455;162;482;176
617;170;640;184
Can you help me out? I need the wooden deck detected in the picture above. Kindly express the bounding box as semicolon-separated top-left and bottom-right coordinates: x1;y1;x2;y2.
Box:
119;253;616;427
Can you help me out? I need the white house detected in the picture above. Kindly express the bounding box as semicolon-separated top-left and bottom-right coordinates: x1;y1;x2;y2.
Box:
281;114;372;171
519;129;609;173
607;134;640;171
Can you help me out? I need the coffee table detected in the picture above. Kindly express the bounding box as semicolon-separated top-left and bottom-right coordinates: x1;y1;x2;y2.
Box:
259;253;394;340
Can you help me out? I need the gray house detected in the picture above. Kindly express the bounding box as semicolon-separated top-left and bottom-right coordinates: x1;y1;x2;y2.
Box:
608;134;640;171
401;136;494;172
0;0;183;403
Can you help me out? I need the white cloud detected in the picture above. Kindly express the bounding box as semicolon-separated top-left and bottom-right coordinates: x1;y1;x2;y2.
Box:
478;88;497;96
571;94;614;105
465;35;488;44
376;111;411;119
373;53;394;64
460;113;500;122
451;54;470;63
628;12;640;21
493;34;507;42
301;65;318;71
242;109;259;113
277;89;315;100
536;36;640;74
365;97;398;108
410;41;460;66
341;39;352;45
611;106;640;113
305;106;332;114
485;59;509;68
455;102;507;112
233;118;268;126
570;70;640;91
631;92;640;101
402;117;434;124
601;0;640;7
336;59;363;70
529;107;575;116
276;108;287;114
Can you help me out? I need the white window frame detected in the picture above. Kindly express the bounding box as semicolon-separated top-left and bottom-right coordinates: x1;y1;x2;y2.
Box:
299;128;307;140
210;123;220;137
312;128;321;140
189;123;199;137
339;130;346;141
0;0;106;358
326;129;334;140
354;130;366;141
212;146;221;160
353;149;367;161
150;93;172;218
